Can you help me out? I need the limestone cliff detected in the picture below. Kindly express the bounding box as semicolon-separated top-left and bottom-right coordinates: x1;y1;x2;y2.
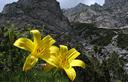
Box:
63;0;128;29
0;0;71;33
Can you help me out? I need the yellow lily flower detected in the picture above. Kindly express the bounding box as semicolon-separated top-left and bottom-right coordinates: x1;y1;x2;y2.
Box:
44;45;86;81
13;30;55;71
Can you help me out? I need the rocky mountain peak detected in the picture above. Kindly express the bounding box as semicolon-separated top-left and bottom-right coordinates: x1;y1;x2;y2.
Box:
17;0;60;13
64;0;128;29
75;3;89;8
0;0;71;33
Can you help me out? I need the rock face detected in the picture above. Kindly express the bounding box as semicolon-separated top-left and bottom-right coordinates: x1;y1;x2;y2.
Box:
104;0;128;9
0;0;71;33
63;0;128;29
71;22;128;73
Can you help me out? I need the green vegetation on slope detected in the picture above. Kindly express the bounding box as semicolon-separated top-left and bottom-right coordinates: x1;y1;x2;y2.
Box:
0;22;128;82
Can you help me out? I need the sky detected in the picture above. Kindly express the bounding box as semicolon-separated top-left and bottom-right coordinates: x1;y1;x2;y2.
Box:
0;0;104;12
57;0;105;8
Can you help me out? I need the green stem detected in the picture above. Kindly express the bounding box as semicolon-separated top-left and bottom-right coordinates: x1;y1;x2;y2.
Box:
51;69;58;82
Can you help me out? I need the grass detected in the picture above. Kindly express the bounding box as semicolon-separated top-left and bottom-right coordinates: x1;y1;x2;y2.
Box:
0;69;69;82
117;34;128;49
1;22;128;82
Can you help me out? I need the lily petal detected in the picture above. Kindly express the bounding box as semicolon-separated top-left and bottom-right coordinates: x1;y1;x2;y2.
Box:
30;30;41;44
50;46;59;54
23;55;38;71
38;35;56;56
42;35;55;46
70;59;86;68
67;48;80;61
38;35;55;51
13;38;34;52
60;45;68;56
64;67;76;81
40;53;59;68
43;63;54;72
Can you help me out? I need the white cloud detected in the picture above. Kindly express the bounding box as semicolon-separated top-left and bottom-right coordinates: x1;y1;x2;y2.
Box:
57;0;83;8
83;0;104;5
57;0;105;8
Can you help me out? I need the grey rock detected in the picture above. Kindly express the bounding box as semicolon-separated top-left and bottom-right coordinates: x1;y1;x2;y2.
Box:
0;0;71;33
63;0;128;29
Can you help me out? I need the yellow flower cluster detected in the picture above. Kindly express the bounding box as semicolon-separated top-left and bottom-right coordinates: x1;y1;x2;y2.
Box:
13;30;86;81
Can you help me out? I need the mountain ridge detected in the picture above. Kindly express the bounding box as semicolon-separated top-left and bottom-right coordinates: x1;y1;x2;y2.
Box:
63;0;128;29
0;0;71;33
